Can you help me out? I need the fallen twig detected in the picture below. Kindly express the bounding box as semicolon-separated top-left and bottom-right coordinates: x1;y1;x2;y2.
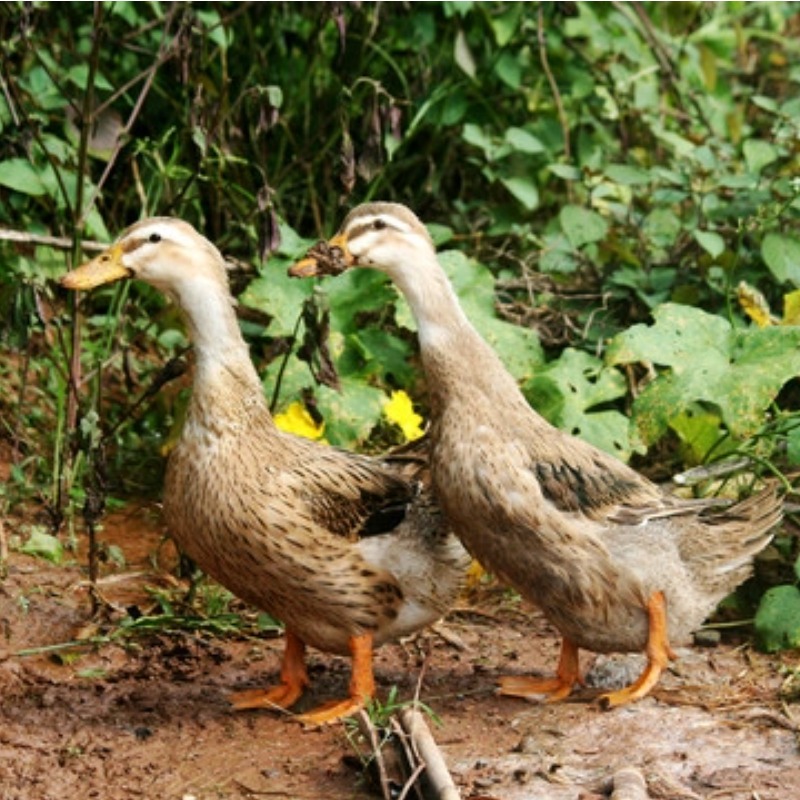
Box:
610;766;650;800
0;228;107;252
399;708;461;800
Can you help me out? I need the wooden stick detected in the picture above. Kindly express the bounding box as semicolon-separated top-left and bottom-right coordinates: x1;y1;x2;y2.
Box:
0;228;107;252
398;708;461;800
610;767;650;800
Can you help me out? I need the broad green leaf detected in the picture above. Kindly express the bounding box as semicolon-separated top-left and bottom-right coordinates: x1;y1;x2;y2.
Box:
762;233;800;286
0;159;47;196
325;269;401;335
668;407;727;466
525;348;631;459
20;527;64;564
462;123;493;158
501;176;539;210
504;127;545;155
344;329;415;387
607;303;800;446
494;52;522;89
548;163;582;181
743;139;779;174
242;259;313;336
560;205;608;249
643;208;682;248
693;230;725;259
604;164;651;185
315;379;386;446
490;5;521;46
754;585;800;652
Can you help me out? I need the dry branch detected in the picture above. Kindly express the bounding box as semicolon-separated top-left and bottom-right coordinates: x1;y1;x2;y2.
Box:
610;766;651;800
399;708;461;800
0;228;108;252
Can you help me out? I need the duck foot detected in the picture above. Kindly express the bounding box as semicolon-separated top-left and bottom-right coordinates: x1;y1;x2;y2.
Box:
498;638;581;703
230;630;308;711
296;632;376;726
600;590;676;709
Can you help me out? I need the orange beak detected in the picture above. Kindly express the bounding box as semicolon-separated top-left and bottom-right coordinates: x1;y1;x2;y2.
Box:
288;233;352;278
61;244;130;290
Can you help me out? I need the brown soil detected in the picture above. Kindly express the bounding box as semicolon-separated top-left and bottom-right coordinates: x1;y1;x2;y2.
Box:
1;503;799;800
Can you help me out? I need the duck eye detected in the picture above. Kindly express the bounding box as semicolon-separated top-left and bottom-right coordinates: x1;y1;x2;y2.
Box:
148;232;162;243
373;219;386;231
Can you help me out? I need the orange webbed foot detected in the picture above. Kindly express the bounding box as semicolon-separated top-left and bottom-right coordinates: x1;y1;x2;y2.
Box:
599;591;676;709
295;632;376;727
230;630;308;712
498;638;581;703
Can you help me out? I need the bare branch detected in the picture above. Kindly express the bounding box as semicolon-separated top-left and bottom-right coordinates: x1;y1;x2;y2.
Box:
0;228;108;252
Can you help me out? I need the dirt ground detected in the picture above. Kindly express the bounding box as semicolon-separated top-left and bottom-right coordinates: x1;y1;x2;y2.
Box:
1;502;799;800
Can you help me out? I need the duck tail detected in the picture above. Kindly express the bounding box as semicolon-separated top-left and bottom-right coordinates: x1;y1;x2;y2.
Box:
702;483;783;583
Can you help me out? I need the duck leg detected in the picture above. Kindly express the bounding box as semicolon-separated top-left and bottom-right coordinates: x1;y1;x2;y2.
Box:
497;637;582;702
296;632;376;726
230;630;309;711
600;590;676;709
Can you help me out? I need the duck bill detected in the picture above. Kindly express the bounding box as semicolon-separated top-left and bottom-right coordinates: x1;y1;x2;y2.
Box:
61;244;130;290
287;233;353;278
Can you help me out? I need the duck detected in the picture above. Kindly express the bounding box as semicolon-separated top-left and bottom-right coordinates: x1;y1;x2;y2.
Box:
289;201;783;708
60;217;469;725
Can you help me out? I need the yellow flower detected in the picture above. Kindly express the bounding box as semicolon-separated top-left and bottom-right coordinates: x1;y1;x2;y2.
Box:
383;390;425;442
274;401;326;441
737;281;777;327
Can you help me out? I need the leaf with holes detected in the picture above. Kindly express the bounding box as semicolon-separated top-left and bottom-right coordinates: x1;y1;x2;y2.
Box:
606;303;800;447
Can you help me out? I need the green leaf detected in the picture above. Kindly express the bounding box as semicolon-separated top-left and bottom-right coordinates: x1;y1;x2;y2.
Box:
462;123;494;159
20;527;64;564
242;260;312;337
316;379;386;446
787;425;800;466
762;233;800;286
743;139;779;174
754;585;800;652
607;303;800;446
525;348;632;459
504;127;545;155
0;159;47;196
454;29;476;78
548;163;582;181
559;205;608;249
668;406;727;466
643;208;682;248
500;176;539;210
604;164;651;185
693;230;725;260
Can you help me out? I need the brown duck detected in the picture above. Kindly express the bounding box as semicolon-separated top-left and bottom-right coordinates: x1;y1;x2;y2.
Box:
61;217;469;725
291;201;783;707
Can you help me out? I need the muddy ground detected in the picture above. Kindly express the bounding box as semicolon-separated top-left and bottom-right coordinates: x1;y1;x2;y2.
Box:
1;502;799;800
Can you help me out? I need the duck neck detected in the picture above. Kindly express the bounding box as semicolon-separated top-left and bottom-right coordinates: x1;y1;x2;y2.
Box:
171;276;267;412
388;252;521;413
